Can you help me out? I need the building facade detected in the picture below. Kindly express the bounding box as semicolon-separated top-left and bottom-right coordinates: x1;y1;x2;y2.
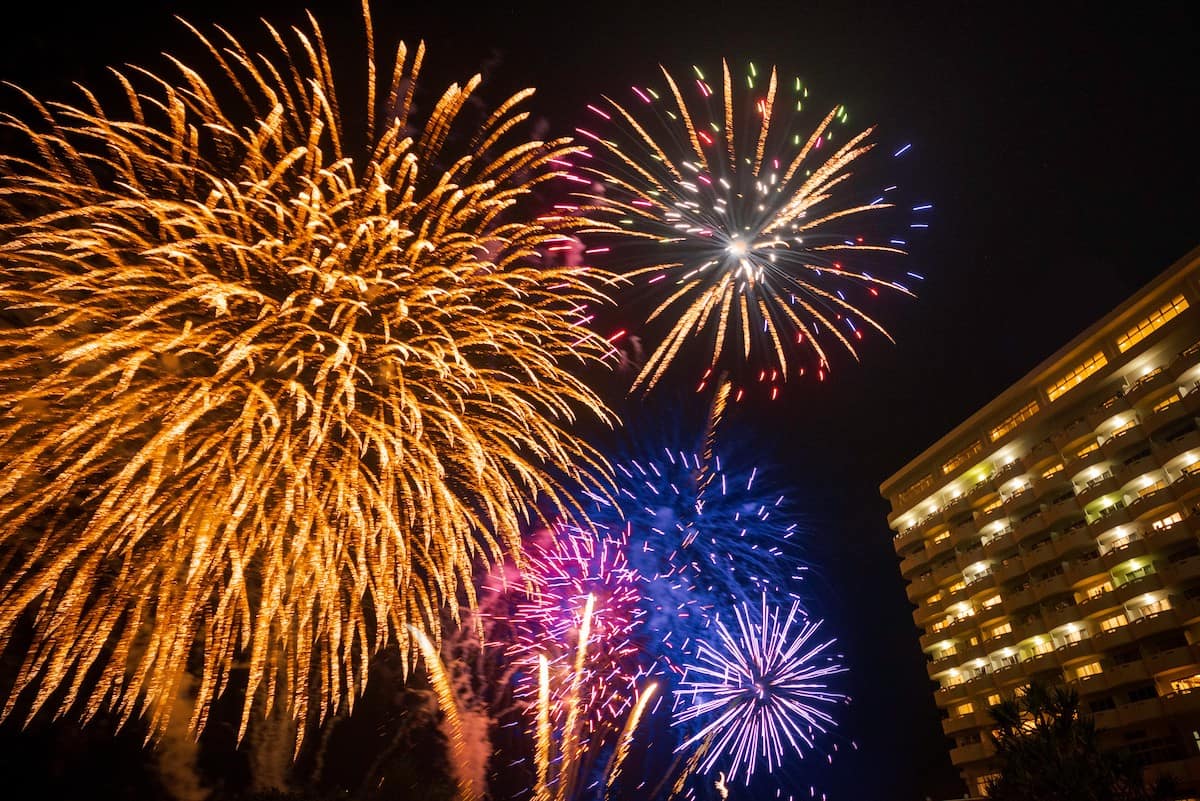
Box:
881;246;1200;795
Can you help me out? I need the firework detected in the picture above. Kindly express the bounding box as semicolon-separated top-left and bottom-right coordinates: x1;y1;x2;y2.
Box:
508;526;646;727
578;61;925;395
673;596;846;782
586;441;803;672
0;5;615;744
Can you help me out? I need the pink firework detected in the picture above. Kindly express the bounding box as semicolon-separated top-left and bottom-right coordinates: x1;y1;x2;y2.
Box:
509;525;647;729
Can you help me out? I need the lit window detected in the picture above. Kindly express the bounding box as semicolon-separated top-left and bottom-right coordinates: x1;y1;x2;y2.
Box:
933;530;951;544
926;591;944;605
1172;675;1200;693
1031;640;1054;656
986;693;1002;706
1042;462;1065;479
1100;613;1128;631
1086;581;1114;600
981;497;1004;514
931;617;952;633
967;635;980;646
990;401;1040;442
1153;393;1182;413
1153;513;1183;530
953;701;975;717
948;579;967;593
1075;661;1104;679
1137;479;1168;498
981;594;1002;609
1108;419;1138;439
943;441;984;476
1077;442;1100;458
1137;597;1173;617
1116;295;1189;353
1048;352;1109;402
988;622;1013;638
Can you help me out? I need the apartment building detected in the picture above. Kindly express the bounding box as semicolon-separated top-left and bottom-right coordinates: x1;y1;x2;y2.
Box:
881;246;1200;795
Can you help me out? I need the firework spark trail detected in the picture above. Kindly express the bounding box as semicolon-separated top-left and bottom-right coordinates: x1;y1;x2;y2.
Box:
578;60;926;396
412;626;480;801
673;596;846;782
529;592;658;801
508;526;645;729
0;4;617;745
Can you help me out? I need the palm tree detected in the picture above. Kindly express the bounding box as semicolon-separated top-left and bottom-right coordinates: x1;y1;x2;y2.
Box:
985;682;1174;801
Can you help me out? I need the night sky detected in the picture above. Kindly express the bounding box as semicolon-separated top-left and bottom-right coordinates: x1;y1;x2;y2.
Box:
1;1;1198;800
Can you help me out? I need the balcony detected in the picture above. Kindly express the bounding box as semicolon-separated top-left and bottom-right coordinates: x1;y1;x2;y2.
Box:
1102;423;1150;461
1153;428;1200;465
1031;573;1072;602
1091;623;1135;650
1143;517;1196;549
893;525;924;553
1172;340;1200;379
1098;659;1151;691
1145;644;1199;676
1040;602;1082;630
906;572;937;603
993;555;1026;584
1023;437;1061;471
1055;636;1098;665
1117;696;1165;726
1172;468;1200;502
932;559;963;585
1044;495;1084;526
1126;484;1176;521
1002;585;1039;616
1158;554;1200;587
949;740;995;766
935;683;969;706
1077;586;1121;617
1143;754;1200;787
927;533;957;562
956;542;988;572
941;712;983;736
1013;510;1049;545
982;527;1016;558
1021;539;1059;573
950;520;981;549
1162;687;1200;718
1003;485;1038;514
1053;418;1095;452
900;549;931;579
964;571;999;596
1128;608;1184;640
991;661;1025;686
1020;648;1061;678
1124;366;1175;406
1113;571;1165;604
1053;523;1097;560
1075;472;1121;506
1144;395;1191;437
1064;554;1106;586
1088;393;1133;430
1089;503;1133;535
1101;536;1151;569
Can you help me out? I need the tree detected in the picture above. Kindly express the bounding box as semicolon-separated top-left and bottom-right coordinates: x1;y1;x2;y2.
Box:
985;682;1175;801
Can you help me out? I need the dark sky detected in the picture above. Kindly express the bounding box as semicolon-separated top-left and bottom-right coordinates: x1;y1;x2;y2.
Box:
1;1;1198;800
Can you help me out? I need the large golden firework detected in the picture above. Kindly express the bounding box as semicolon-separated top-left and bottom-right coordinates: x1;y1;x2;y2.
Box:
0;5;614;745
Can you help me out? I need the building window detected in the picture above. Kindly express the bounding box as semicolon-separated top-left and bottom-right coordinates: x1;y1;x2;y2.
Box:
1172;675;1200;693
990;401;1040;442
1048;352;1109;402
988;622;1013;639
1153;512;1184;531
1042;462;1065;479
1076;441;1100;458
1153;393;1182;413
986;693;1002;707
981;497;1004;514
1136;597;1173;618
948;579;967;593
953;701;975;717
926;591;944;605
1116;294;1189;353
1086;581;1114;600
1075;661;1104;679
1101;613;1129;632
1031;639;1054;656
1137;478;1168;498
981;594;1003;609
933;530;951;544
943;441;983;476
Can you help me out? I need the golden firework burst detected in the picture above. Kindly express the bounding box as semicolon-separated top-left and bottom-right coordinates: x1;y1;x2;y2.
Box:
0;4;615;746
